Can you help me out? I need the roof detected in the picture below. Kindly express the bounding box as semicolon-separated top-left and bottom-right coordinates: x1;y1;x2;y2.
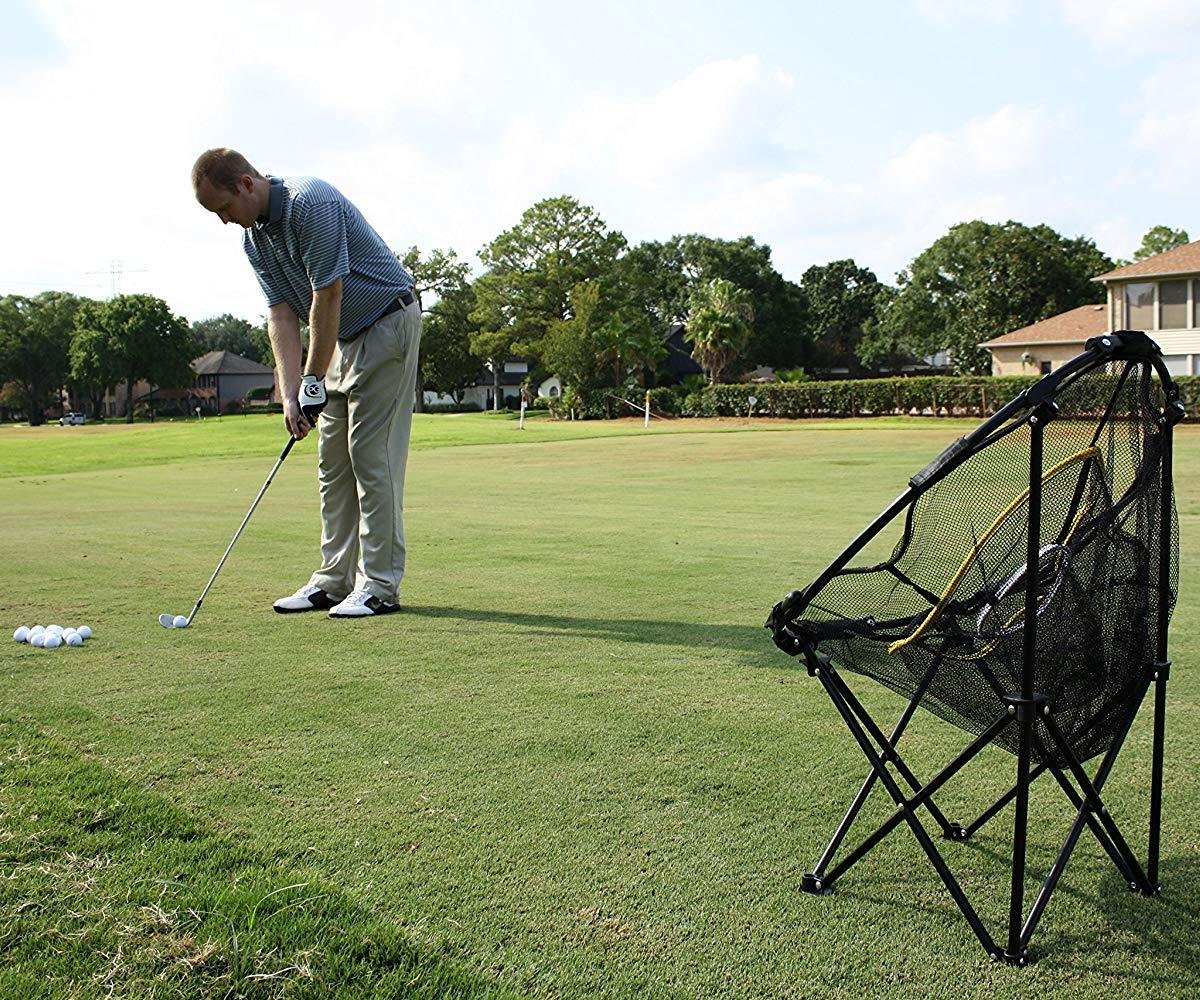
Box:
1094;241;1200;282
191;350;274;375
981;303;1108;348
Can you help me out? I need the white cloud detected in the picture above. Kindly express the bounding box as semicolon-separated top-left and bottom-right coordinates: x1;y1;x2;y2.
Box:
913;0;1023;24
1060;0;1200;53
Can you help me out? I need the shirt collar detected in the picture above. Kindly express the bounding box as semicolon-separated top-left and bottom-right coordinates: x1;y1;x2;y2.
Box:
256;176;285;228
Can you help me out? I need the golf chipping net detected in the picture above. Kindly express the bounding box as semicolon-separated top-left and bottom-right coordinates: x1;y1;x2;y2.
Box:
764;331;1185;963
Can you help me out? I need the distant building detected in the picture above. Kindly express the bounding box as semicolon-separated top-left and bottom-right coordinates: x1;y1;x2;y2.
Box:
983;241;1200;376
190;351;276;412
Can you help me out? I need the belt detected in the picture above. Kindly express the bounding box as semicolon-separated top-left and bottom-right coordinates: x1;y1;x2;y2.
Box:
347;290;415;340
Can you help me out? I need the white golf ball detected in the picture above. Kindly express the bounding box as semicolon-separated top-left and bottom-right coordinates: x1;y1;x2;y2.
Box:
47;624;63;635
43;633;63;649
66;632;83;647
30;633;46;647
30;625;45;636
173;615;189;628
14;626;30;643
77;625;93;639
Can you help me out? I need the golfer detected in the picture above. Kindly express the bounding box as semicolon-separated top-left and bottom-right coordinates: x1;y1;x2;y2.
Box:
192;148;420;618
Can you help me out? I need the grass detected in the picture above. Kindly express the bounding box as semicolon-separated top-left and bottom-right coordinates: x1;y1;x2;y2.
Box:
1;413;1198;998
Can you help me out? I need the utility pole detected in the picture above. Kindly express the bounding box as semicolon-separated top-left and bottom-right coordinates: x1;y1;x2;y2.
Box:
85;260;148;297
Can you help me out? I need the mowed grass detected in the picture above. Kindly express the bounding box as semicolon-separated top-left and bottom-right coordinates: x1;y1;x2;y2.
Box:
1;414;1198;999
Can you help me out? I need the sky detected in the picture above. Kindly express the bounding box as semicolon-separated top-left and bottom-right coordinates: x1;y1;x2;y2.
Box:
1;0;1197;325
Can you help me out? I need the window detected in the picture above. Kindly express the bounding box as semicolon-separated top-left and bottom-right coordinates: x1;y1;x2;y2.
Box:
1160;280;1187;329
1125;283;1155;330
1039;361;1052;374
1162;354;1188;377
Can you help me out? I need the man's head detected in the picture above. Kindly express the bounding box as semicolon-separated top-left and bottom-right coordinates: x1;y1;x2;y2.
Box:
192;148;269;228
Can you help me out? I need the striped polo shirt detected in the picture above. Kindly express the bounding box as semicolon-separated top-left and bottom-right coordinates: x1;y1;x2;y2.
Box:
242;176;413;340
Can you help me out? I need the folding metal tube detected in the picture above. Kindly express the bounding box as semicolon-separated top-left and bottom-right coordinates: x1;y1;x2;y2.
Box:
1005;412;1046;961
813;661;940;875
815;668;1000;956
1149;412;1175;887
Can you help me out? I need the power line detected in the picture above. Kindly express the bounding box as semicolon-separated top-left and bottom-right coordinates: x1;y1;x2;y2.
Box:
84;260;149;297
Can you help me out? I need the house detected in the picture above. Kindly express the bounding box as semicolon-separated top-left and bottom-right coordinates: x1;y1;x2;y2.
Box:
104;350;275;416
190;350;276;412
983;240;1200;375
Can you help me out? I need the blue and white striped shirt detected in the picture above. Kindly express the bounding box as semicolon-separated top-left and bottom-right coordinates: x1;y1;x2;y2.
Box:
242;176;413;340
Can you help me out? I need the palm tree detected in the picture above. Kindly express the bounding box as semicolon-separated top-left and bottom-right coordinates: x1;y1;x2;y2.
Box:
684;278;754;384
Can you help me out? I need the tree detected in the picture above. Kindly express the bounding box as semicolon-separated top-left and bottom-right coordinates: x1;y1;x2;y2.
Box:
402;246;472;410
540;281;608;392
471;196;626;409
685;278;754;384
863;220;1112;374
421;282;481;402
800;259;889;376
622;235;810;373
1131;225;1190;263
0;292;83;425
191;313;270;365
71;294;195;422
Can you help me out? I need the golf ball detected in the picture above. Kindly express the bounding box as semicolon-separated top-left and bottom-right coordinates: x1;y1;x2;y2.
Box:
63;628;77;640
65;633;83;647
30;625;45;636
13;626;29;643
30;633;46;647
77;625;93;639
43;633;62;649
173;615;188;628
47;624;63;635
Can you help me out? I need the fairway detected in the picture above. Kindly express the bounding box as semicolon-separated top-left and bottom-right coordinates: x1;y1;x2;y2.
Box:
2;413;1198;999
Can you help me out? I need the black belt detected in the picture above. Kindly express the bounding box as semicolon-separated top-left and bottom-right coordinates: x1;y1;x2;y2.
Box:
348;290;415;339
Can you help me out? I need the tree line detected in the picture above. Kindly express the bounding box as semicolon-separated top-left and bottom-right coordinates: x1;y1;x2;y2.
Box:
0;204;1186;424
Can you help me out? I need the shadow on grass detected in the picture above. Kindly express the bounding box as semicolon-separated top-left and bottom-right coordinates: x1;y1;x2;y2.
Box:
407;603;775;658
0;718;520;1000
816;813;1200;987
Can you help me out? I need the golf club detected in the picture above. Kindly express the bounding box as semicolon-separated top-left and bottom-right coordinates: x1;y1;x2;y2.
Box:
159;435;297;629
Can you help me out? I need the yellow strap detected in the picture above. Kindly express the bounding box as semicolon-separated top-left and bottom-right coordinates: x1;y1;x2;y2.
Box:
888;446;1102;655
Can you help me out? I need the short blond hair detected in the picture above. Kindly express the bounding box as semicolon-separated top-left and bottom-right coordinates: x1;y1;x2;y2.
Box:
191;148;263;194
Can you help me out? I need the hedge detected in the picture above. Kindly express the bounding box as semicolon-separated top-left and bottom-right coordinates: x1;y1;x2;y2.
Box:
544;375;1199;421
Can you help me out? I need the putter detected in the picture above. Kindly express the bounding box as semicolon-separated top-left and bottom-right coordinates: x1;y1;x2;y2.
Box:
159;436;297;629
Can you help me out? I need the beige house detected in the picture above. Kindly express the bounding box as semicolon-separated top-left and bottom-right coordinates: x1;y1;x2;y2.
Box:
982;240;1200;376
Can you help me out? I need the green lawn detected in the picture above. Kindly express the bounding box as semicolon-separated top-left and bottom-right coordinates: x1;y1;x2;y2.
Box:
2;414;1198;999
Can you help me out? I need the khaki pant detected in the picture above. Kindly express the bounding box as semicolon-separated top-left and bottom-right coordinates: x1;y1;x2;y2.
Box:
309;300;421;602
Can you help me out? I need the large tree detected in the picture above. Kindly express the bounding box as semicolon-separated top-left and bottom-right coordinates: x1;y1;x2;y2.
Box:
470;196;626;409
621;235;810;372
0;291;84;425
402;245;472;410
800;259;890;376
685;278;754;384
1130;225;1190;263
191;313;270;365
71;294;195;422
421;281;481;402
863;220;1112;374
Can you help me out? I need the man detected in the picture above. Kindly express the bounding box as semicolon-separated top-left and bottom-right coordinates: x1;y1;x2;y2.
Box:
192;148;420;618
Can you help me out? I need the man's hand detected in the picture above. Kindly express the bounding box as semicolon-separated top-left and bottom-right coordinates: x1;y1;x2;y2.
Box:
283;396;310;440
299;375;327;423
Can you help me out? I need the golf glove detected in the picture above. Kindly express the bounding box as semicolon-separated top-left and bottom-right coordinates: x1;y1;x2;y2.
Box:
299;375;327;423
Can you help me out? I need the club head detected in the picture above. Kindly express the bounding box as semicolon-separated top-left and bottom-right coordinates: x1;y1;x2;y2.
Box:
159;613;176;628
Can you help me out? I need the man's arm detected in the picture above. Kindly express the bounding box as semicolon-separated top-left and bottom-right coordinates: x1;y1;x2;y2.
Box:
267;301;309;440
305;277;343;379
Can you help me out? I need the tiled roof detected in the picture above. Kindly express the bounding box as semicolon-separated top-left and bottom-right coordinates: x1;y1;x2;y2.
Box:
191;350;274;375
1094;241;1200;281
981;304;1108;348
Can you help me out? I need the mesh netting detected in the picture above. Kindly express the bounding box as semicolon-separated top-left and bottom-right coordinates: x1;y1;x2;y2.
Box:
774;351;1179;765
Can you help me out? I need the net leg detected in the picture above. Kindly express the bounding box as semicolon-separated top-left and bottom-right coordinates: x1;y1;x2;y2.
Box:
809;665;1006;959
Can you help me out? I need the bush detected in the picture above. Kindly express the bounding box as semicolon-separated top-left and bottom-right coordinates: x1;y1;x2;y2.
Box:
245;385;273;401
424;401;483;413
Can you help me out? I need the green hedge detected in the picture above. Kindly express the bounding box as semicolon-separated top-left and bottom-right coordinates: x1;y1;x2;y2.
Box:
540;374;1198;421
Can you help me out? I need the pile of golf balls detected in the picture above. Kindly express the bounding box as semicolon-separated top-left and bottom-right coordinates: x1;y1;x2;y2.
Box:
12;623;94;648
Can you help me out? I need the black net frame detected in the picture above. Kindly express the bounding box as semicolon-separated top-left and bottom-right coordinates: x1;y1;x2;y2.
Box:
764;330;1184;964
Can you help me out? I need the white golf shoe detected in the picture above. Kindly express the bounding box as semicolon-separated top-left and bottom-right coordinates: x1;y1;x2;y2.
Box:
273;584;343;614
328;589;400;618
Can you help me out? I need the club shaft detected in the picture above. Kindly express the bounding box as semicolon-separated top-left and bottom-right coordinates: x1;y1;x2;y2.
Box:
186;437;296;622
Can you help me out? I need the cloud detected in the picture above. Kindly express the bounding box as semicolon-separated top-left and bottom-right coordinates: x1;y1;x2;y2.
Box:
1059;0;1200;53
913;0;1023;24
